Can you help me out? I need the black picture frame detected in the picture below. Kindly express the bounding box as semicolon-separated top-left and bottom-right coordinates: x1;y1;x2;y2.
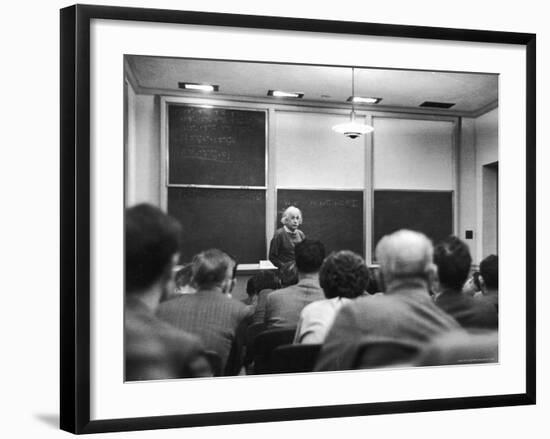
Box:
60;4;536;434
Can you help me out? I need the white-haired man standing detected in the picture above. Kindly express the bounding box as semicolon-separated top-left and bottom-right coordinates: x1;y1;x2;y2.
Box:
315;229;461;371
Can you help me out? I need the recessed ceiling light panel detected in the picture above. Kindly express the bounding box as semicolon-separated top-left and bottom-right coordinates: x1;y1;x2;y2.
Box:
347;96;382;104
267;90;304;98
178;82;219;92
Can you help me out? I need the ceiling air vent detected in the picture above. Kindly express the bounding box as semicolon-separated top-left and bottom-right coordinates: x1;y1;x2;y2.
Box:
419;101;455;109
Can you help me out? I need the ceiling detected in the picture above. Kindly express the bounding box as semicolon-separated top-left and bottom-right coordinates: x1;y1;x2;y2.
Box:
126;55;498;116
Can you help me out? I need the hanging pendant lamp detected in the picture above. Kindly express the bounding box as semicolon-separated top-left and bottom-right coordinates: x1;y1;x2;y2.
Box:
332;67;374;139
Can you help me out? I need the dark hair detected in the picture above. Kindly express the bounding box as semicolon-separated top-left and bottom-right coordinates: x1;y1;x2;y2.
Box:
319;251;370;299
294;239;325;274
279;262;298;287
480;254;498;288
125;204;182;293
192;249;235;289
174;264;193;289
433;236;472;290
246;270;280;297
366;266;382;294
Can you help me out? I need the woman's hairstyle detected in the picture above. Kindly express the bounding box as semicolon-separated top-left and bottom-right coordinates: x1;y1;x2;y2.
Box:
319;250;370;299
280;206;303;226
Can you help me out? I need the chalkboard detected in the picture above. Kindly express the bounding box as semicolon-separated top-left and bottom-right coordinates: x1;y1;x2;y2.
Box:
277;190;364;257
168;105;266;186
373;190;453;253
168;187;266;263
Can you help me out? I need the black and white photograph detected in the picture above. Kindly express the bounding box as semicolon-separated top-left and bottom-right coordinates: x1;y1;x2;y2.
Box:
123;55;500;380
55;3;537;434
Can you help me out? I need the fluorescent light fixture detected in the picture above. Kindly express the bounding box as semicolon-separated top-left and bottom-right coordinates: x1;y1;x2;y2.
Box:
347;96;382;104
267;90;304;98
178;82;219;92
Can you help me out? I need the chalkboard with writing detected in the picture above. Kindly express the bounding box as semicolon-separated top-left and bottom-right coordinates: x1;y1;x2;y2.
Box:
276;190;364;256
168;187;266;264
168;105;266;186
373;190;453;253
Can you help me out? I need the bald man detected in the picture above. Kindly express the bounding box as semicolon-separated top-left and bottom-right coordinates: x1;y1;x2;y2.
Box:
315;230;461;371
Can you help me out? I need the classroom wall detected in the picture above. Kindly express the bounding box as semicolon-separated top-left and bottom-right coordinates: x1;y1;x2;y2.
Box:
125;84;161;207
275;111;366;189
373;117;455;190
459;108;499;264
475;107;499;260
458;117;479;263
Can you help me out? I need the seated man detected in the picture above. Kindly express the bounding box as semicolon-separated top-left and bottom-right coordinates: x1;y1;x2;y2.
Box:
157;249;251;375
294;250;370;344
124;204;211;381
475;254;499;310
265;239;326;330
315;230;461;371
243;270;281;325
433;236;498;330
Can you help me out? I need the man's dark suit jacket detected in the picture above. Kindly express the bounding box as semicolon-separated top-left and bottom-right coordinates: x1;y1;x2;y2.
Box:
156;289;251;374
125;297;211;381
264;277;324;330
315;278;461;371
435;288;498;330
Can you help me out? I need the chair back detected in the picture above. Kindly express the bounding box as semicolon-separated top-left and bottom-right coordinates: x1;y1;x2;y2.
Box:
252;327;296;374
271;343;322;374
353;337;420;369
204;350;223;376
244;321;266;366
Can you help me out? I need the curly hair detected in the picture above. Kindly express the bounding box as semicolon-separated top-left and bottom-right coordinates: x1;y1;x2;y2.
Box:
319;250;370;299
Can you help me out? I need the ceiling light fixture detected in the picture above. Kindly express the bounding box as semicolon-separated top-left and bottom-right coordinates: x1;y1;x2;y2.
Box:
178;82;219;92
332;68;374;139
267;90;304;98
347;96;382;104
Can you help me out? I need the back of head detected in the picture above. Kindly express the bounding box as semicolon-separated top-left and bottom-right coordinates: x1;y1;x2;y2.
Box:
375;229;434;284
174;264;193;289
125;204;182;294
192;249;235;290
480;254;498;289
320;250;370;299
279;261;298;287
254;270;280;294
433;236;472;291
294;239;326;274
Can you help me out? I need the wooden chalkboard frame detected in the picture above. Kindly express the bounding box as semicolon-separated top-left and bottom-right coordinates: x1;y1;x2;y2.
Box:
61;4;536;434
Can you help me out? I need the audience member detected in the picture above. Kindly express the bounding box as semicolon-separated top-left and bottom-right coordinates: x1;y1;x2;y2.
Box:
156;249;251;375
433;236;498;330
124;204;211;381
315;230;461;371
269;206;305;269
244;270;281;325
294;250;370;344
279;261;299;287
265;239;326;329
476;254;499;310
462;270;481;296
162;264;195;302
